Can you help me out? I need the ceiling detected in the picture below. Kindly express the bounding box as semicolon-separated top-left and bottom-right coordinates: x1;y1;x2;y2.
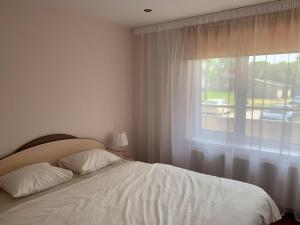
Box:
32;0;274;28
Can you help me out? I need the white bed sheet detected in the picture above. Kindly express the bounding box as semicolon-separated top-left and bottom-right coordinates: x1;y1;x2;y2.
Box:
0;160;281;225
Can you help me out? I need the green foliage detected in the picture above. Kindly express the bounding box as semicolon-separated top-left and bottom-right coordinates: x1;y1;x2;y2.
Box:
248;60;300;85
203;57;236;81
202;91;235;104
201;54;300;107
203;55;300;85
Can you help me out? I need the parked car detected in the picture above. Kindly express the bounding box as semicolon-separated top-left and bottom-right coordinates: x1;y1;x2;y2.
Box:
289;96;300;107
202;99;231;115
261;105;300;122
294;91;300;97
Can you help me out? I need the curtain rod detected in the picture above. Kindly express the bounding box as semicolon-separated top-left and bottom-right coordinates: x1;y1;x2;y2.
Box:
133;0;299;35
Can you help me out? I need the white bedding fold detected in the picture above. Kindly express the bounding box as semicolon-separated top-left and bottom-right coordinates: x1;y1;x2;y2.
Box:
0;161;281;225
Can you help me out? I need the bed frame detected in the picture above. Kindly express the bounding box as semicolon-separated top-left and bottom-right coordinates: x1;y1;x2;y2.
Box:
0;134;106;176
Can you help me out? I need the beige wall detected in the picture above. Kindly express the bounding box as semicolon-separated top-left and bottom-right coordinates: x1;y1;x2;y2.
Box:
0;2;133;158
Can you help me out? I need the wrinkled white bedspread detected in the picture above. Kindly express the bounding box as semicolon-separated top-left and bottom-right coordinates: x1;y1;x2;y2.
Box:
0;161;281;225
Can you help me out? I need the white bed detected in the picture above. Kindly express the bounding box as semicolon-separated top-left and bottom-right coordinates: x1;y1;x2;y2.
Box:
0;135;281;225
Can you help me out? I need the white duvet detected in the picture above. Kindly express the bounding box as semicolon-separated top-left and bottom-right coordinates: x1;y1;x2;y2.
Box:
0;161;281;225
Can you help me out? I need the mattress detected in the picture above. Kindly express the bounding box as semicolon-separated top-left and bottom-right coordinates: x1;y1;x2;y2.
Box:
0;160;281;225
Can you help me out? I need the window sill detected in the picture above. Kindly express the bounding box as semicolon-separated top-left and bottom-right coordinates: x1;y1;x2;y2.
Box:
192;137;300;157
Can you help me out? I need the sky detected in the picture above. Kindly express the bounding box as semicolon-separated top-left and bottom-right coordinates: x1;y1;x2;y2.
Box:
250;53;299;64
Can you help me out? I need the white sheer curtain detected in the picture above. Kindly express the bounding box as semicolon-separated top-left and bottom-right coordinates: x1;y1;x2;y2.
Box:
133;0;300;219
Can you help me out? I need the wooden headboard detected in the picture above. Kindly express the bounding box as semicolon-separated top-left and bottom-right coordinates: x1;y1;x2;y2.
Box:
14;134;77;153
0;134;106;176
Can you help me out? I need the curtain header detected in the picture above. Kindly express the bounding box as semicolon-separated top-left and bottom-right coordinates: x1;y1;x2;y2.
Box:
133;0;300;35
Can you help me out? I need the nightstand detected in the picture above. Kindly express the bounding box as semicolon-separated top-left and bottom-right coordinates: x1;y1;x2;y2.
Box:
107;149;127;159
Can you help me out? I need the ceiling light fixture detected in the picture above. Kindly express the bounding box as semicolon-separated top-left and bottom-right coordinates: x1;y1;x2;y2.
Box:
144;9;152;12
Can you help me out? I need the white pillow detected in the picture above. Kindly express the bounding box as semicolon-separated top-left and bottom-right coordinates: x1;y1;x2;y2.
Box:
59;149;120;174
0;163;73;198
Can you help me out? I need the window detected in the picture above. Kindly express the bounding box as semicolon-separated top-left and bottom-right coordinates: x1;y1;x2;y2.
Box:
197;53;300;155
199;57;235;135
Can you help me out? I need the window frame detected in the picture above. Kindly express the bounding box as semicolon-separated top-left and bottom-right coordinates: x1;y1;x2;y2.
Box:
195;54;300;156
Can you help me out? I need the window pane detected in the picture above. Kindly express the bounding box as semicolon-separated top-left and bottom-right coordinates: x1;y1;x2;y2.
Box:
200;58;235;133
246;53;300;154
195;53;300;155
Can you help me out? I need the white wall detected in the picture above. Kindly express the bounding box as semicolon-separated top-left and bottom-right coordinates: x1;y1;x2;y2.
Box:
0;1;133;157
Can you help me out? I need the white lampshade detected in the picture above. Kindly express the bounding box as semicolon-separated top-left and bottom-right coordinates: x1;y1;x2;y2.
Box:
113;131;128;147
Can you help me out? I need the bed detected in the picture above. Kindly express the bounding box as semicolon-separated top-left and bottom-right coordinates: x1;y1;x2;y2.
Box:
0;134;281;225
